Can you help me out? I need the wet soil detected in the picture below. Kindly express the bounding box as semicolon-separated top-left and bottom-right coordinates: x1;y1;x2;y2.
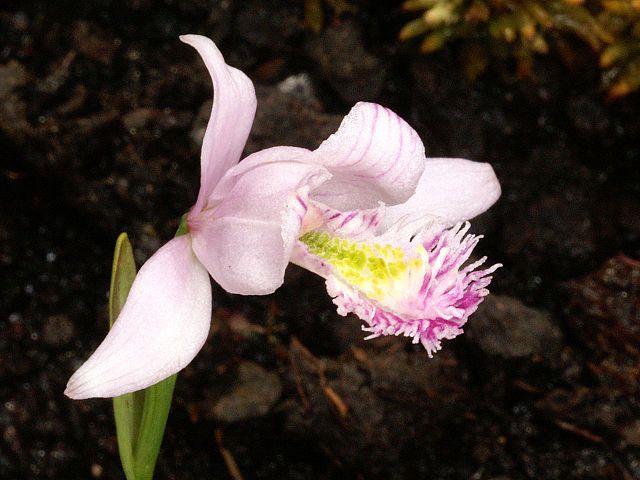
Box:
1;1;639;479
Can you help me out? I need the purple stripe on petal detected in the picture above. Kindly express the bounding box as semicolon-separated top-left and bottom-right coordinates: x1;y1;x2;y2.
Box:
309;102;426;211
296;195;308;210
339;212;357;228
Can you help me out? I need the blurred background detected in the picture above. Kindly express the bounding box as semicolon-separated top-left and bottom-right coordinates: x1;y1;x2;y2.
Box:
1;0;639;478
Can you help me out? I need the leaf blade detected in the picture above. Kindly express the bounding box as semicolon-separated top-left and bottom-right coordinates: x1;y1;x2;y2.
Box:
109;233;145;480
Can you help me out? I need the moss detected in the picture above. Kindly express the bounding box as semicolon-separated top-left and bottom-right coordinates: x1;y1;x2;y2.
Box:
598;0;640;98
400;0;640;97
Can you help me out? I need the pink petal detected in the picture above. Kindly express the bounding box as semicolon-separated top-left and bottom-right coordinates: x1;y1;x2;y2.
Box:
191;147;331;295
309;102;426;211
210;146;312;198
180;35;257;214
65;236;211;399
380;158;501;231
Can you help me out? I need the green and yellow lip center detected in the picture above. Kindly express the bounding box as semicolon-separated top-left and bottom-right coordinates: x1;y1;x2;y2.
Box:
300;231;425;304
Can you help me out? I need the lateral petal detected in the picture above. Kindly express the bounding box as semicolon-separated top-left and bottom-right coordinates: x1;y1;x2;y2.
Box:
380;158;501;230
309;102;426;211
65;236;211;399
180;34;257;214
191;147;331;295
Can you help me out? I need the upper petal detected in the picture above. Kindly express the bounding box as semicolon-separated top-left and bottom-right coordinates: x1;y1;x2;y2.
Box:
191;147;331;295
65;236;212;399
380;158;501;231
180;35;257;214
308;102;426;211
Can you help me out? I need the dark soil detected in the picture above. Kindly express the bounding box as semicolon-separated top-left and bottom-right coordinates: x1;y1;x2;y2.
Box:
1;1;639;479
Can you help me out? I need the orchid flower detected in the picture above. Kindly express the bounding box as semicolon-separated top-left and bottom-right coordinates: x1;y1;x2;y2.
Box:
65;35;501;400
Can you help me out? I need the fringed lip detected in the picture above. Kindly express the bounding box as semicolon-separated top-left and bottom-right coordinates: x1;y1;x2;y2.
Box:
304;222;501;356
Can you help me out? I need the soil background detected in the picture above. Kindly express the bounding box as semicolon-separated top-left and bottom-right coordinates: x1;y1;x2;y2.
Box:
1;1;640;479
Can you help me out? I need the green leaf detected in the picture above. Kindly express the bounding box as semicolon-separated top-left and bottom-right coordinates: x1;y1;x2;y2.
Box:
132;375;177;479
109;233;145;480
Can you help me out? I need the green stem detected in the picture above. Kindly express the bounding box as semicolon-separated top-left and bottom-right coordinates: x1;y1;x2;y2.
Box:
132;375;177;479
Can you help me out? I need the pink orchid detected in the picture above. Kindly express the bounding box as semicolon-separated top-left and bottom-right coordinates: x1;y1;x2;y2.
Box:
65;35;501;400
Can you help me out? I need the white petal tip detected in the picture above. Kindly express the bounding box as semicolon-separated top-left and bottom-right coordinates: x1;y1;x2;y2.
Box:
179;34;199;44
64;387;88;400
64;373;99;400
63;384;81;400
64;366;117;399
